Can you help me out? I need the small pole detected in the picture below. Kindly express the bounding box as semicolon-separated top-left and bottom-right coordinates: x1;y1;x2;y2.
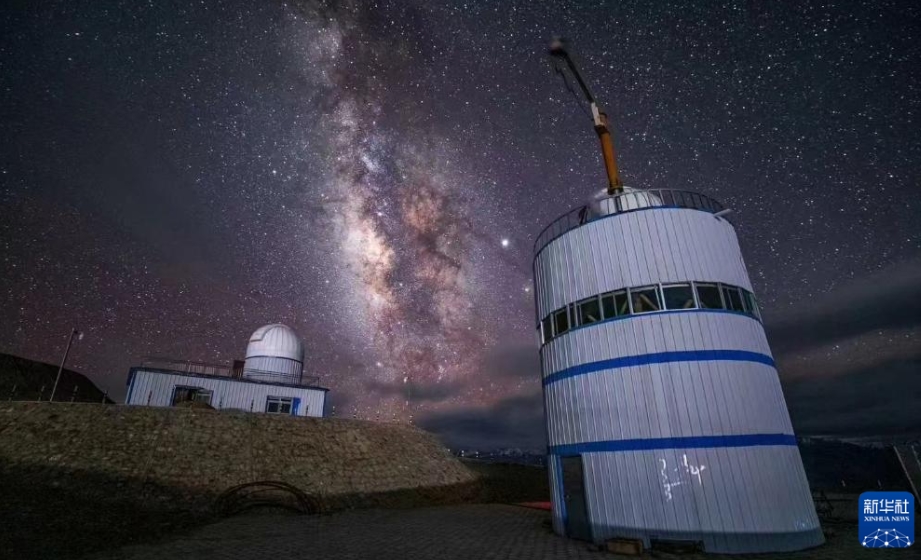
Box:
70;385;78;403
37;384;45;402
51;328;82;402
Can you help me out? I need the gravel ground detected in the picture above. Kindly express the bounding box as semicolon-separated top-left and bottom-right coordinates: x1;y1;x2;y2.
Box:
87;504;917;560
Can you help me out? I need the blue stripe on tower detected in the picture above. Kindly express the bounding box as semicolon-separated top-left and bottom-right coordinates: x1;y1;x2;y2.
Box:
543;349;774;386
549;433;797;456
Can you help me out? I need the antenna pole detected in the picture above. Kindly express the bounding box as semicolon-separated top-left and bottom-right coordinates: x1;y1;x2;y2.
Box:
550;39;624;194
51;328;81;402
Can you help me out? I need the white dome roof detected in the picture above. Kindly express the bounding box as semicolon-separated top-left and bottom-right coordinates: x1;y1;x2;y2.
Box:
244;323;304;363
589;185;663;216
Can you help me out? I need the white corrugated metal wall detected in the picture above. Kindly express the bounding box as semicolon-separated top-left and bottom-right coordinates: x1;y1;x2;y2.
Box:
535;207;823;553
126;369;326;417
241;356;303;384
534;209;752;318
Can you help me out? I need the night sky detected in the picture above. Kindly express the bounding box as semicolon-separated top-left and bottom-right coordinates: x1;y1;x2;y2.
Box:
1;1;919;449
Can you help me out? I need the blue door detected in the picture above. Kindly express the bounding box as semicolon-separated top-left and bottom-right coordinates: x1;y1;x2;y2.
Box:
562;455;592;541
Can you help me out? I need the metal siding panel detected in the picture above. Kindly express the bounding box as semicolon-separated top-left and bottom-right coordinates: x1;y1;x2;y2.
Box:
559;428;823;547
242;356;303;384
692;211;717;282
535;209;756;317
142;372;155;405
548;364;791;445
131;373;146;405
124;370;325;417
126;372;143;404
136;374;151;405
625;213;644;287
548;455;565;534
655;208;677;281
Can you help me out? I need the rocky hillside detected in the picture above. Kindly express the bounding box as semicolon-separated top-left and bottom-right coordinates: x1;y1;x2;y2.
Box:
0;402;480;558
0;402;477;506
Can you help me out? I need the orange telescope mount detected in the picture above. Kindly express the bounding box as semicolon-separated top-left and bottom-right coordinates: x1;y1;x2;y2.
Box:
549;39;624;195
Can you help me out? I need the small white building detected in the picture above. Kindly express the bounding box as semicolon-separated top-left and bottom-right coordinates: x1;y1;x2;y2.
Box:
125;324;327;417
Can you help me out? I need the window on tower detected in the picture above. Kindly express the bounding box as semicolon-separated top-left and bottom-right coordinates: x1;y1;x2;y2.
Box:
539;281;762;345
662;284;696;310
577;296;601;326
541;316;553;343
743;290;761;319
600;290;629;319
695;283;724;309
616;291;629;316
630;286;662;314
553;308;569;335
722;285;745;312
601;292;614;318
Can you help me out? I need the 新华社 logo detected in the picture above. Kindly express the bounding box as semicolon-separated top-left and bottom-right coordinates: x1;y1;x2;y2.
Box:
859;491;914;548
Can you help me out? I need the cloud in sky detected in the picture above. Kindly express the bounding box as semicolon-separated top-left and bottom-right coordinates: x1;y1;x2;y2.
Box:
415;344;544;450
767;258;921;438
782;355;921;438
417;391;546;451
765;259;921;354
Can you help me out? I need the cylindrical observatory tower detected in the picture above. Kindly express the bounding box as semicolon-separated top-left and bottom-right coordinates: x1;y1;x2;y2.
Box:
536;41;823;553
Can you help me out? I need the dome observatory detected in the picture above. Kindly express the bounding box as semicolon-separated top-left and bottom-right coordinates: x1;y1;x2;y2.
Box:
535;41;823;553
243;323;305;384
125;323;327;417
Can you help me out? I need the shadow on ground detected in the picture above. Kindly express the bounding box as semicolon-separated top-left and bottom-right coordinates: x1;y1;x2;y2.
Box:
0;459;548;559
461;460;549;503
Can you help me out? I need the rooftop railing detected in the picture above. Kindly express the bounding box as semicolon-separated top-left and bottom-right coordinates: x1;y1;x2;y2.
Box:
141;357;231;376
533;189;725;256
139;357;321;388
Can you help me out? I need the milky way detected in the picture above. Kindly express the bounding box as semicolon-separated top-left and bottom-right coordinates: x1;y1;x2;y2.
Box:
1;0;919;448
283;1;492;419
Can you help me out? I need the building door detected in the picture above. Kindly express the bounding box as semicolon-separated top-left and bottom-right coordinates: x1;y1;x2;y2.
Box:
561;455;592;541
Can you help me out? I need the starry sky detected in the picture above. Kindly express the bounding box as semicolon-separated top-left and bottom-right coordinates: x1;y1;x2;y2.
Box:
1;1;919;450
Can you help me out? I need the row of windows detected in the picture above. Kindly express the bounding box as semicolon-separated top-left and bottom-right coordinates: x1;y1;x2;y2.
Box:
171;386;299;415
539;281;761;345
